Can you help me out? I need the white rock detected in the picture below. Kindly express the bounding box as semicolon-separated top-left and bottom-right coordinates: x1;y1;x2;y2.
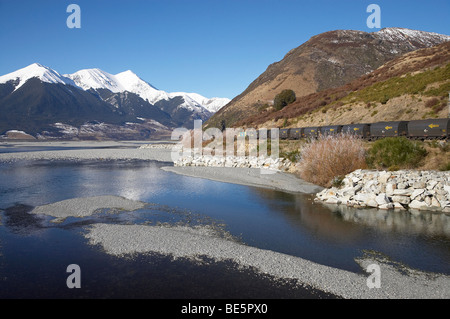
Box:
378;172;391;184
379;203;394;210
409;200;429;210
353;193;375;203
325;197;341;204
431;197;441;208
444;184;450;195
393;189;413;196
393;202;406;210
366;199;379;208
386;183;397;195
375;193;390;206
411;189;425;200
391;195;411;205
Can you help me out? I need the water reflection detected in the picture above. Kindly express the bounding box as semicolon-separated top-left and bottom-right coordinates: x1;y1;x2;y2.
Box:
321;202;450;238
248;187;450;274
251;188;450;239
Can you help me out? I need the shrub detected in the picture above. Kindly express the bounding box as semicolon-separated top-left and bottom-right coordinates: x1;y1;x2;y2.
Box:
439;162;450;171
366;137;427;169
274;89;296;110
298;134;368;187
425;97;439;108
280;149;301;163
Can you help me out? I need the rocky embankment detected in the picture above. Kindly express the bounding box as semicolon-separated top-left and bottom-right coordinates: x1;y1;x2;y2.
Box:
173;154;293;171
315;169;450;213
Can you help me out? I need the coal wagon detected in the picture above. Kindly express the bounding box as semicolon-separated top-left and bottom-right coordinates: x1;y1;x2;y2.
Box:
288;128;302;140
280;128;290;139
341;124;371;138
370;121;408;139
319;125;343;136
302;127;320;139
408;119;449;139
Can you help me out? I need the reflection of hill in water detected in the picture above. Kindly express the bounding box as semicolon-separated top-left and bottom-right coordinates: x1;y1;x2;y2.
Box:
250;188;450;240
322;203;450;238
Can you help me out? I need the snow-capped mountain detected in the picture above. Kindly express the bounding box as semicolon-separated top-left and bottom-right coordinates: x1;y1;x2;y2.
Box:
66;68;125;93
0;63;229;115
376;27;450;48
0;63;231;138
0;63;77;91
65;68;230;113
66;68;170;104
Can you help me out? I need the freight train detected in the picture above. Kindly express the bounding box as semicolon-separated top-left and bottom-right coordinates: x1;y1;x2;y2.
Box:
239;118;449;140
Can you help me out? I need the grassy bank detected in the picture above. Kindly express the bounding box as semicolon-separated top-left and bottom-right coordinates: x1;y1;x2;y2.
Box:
278;136;450;187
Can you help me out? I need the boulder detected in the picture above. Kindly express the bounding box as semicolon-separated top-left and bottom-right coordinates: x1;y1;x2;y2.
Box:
391;195;411;205
409;200;429;210
375;193;390;206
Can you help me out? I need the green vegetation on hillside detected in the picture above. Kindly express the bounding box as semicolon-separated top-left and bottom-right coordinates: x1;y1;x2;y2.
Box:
340;63;450;105
366;137;428;170
274;89;296;110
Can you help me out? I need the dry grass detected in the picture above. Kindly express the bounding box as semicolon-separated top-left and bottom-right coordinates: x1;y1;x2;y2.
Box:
297;134;368;187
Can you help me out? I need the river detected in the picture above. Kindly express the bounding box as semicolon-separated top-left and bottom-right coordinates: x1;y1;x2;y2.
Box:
0;147;449;298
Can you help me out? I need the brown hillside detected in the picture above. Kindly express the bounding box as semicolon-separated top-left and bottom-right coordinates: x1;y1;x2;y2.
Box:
206;28;450;129
240;41;450;129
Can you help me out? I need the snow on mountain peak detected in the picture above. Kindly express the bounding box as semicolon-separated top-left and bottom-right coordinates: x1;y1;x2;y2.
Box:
375;27;450;45
0;63;76;91
114;70;167;104
67;68;229;112
66;68;125;93
0;63;230;114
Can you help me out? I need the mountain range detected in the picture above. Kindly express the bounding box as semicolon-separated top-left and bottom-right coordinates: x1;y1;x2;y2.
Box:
0;63;230;139
206;27;450;129
2;27;449;140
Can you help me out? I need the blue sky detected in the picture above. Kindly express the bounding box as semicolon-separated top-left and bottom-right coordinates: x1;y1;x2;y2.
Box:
0;0;449;99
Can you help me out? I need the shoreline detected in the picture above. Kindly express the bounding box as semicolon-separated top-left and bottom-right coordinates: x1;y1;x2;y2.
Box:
162;166;323;194
0;141;323;194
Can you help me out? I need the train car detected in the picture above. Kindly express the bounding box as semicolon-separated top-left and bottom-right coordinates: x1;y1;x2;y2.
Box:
238;129;259;139
257;128;272;139
341;124;371;138
370;121;408;139
302;127;320;139
319;125;343;136
288;128;302;139
408;119;449;139
280;128;290;139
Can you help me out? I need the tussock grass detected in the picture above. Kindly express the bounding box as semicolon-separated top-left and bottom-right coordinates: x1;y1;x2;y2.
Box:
298;134;367;187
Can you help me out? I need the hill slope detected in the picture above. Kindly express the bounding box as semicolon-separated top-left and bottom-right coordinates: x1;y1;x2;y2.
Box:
206;28;450;129
240;41;450;129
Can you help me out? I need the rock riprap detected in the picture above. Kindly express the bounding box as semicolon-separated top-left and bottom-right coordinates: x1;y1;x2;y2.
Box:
315;170;450;213
173;154;293;172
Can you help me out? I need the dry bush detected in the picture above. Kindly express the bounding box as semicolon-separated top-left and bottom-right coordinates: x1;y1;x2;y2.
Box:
425;97;439;108
298;134;368;187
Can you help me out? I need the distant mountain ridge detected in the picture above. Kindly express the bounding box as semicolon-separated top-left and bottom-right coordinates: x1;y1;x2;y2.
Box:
0;63;230;139
206;27;450;129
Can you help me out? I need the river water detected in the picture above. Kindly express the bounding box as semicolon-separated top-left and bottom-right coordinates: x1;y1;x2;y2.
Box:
0;152;449;298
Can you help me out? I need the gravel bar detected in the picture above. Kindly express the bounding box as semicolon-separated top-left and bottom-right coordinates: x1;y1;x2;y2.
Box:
162;166;324;194
85;223;450;299
0;147;174;163
30;195;147;218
